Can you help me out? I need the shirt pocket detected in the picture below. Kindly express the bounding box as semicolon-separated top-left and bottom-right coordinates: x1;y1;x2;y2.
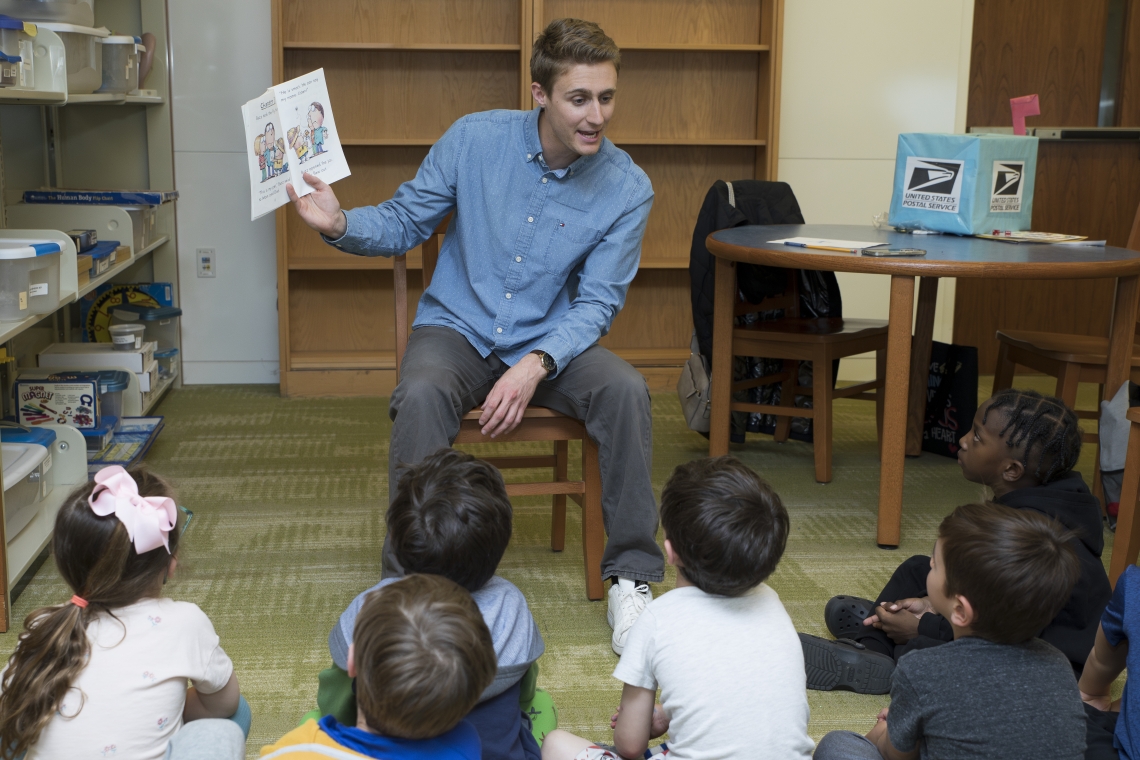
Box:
543;212;603;278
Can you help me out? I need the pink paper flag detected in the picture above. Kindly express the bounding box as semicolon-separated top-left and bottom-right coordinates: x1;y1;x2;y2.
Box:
1010;94;1040;136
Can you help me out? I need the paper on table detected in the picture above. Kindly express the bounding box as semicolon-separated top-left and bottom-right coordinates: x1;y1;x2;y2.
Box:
768;237;885;250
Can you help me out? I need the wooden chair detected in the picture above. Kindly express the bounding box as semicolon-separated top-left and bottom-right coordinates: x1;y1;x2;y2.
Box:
730;271;889;483
1109;406;1140;585
392;224;605;601
992;204;1140;503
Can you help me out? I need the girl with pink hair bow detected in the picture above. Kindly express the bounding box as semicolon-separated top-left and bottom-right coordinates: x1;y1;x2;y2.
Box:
0;465;249;760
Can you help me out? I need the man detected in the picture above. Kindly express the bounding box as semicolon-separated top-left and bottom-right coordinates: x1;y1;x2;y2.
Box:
287;18;662;653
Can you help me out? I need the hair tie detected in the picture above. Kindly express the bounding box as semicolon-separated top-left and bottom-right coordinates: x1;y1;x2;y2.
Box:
70;595;88;609
88;465;177;555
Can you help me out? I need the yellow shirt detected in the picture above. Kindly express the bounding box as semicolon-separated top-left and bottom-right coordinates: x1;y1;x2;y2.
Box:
261;720;371;759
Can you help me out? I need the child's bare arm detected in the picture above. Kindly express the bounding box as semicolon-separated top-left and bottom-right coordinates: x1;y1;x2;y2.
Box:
613;684;657;759
866;709;920;760
1079;624;1128;711
184;672;240;721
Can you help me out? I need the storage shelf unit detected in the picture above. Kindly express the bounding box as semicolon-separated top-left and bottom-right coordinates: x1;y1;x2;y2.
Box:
273;0;783;396
0;0;181;631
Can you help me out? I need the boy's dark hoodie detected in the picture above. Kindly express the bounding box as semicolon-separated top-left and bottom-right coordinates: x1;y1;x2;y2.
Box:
875;472;1110;671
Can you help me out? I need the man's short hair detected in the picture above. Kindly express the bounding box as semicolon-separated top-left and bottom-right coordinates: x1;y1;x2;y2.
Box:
387;448;512;592
659;456;789;596
530;18;620;95
938;502;1080;644
353;574;496;739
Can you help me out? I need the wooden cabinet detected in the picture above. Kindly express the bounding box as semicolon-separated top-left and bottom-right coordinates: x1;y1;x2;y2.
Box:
273;0;783;396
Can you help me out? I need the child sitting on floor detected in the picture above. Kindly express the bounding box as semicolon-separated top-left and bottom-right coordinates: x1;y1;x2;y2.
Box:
0;465;249;760
264;574;495;759
319;448;545;760
813;502;1087;760
541;455;814;760
803;389;1111;692
1077;562;1140;760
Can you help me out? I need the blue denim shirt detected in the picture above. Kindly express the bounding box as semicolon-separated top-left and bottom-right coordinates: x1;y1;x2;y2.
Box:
325;107;653;375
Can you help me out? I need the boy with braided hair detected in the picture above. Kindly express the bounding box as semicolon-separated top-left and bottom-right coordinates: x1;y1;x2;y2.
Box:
802;389;1110;693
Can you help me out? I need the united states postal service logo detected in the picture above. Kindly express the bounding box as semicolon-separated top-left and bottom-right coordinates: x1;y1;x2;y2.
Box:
989;160;1024;212
901;157;964;213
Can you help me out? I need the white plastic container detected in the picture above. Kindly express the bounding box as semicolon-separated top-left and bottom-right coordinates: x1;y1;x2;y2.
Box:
0;239;62;321
0;0;93;27
111;304;181;351
123;205;154;251
36;21;106;93
99;34;137;93
2;441;50;538
0;14;35;89
109;323;143;351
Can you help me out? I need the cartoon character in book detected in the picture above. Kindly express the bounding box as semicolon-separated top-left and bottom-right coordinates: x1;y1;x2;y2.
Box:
308;103;328;155
274;137;288;176
288;125;310;164
254;134;267;182
262;123;278;178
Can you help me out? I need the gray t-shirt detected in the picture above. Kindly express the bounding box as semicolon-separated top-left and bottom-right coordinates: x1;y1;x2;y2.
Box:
888;636;1085;760
329;575;544;701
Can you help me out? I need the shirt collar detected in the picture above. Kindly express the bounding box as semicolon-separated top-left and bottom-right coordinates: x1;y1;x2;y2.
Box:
318;716;480;760
523;106;597;179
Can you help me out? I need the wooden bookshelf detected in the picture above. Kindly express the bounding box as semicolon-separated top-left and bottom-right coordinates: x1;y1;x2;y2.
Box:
273;0;783;396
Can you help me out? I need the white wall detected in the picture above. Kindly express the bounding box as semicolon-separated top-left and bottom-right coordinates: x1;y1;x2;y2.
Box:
170;0;279;384
778;0;975;380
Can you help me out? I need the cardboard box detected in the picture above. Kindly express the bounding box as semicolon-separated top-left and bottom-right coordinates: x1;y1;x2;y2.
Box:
16;374;99;428
888;133;1039;235
39;341;157;373
136;358;158;392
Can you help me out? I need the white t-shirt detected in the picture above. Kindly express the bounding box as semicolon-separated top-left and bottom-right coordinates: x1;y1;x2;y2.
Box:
612;584;814;760
23;597;234;760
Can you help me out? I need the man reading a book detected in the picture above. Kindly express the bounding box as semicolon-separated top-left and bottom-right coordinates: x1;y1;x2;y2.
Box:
286;18;661;652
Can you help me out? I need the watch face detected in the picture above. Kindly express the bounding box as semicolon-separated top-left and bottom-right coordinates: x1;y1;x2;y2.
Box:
542;352;555;371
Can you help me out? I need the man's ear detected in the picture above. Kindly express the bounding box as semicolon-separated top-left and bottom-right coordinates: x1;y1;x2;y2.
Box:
663;538;682;568
347;643;356;679
530;82;548;108
949;594;976;629
1001;457;1026;483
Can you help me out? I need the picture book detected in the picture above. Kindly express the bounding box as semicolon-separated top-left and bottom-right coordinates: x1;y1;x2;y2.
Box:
241;68;350;220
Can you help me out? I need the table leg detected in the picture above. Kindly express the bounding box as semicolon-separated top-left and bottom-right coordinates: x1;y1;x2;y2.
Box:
906;277;940;456
1104;275;1140;402
878;275;916;547
1110;417;1140;587
709;255;737;457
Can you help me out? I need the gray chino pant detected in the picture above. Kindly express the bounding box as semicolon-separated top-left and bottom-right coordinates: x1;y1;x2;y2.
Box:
386;325;665;584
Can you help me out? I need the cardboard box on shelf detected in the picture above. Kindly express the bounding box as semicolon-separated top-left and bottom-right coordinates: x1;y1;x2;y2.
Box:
137;358;158;392
39;341;157;374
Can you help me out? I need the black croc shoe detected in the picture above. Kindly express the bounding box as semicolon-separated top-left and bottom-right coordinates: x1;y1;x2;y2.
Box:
799;633;895;695
824;595;878;640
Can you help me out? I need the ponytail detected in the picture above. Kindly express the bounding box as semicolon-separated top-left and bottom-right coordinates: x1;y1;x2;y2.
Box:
0;465;178;756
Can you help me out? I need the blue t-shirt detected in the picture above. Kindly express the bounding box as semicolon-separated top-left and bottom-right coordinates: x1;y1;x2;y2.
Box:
1102;564;1140;760
318;715;480;759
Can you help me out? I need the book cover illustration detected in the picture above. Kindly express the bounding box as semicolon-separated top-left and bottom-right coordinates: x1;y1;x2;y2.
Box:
241;68;350;220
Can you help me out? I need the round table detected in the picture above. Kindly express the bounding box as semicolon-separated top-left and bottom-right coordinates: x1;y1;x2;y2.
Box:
706;223;1140;547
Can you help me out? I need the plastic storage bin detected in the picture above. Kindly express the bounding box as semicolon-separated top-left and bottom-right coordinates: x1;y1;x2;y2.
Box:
109;323;143;350
112;304;181;351
1;435;52;538
0;14;34;89
155;346;178;380
37;22;105;93
0;0;93;26
99;34;137;93
0;239;62;321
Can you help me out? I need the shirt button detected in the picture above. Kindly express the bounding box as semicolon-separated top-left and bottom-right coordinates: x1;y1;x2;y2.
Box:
541;178;548;184
505;293;512;299
496;327;503;334
527;154;532;159
527;216;534;223
515;256;522;262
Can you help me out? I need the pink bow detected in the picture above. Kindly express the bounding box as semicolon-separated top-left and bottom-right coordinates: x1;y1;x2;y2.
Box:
89;466;177;554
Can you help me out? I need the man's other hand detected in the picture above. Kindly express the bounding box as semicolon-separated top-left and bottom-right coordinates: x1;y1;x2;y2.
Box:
286;172;347;238
479;353;550;438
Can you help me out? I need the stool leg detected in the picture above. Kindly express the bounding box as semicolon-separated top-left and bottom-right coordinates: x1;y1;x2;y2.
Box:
551;440;568;553
993;342;1016;396
1110;419;1140;586
813;350;833;484
1055;362;1080;410
581;435;604;601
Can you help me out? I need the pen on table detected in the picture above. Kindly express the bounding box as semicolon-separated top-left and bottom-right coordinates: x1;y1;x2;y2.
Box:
783;241;861;253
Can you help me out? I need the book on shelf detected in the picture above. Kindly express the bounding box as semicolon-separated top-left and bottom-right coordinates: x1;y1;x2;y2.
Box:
241;67;350;221
23;189;178;206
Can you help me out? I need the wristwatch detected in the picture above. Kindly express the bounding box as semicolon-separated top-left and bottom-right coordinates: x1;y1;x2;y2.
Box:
531;350;557;374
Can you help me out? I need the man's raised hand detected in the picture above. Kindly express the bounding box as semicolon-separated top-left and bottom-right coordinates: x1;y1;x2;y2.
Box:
286;171;347;239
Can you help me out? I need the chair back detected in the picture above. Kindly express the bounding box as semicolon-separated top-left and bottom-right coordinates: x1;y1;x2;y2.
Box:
393;217;447;379
735;268;802;319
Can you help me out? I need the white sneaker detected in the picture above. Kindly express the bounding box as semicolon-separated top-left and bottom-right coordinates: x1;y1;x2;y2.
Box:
607;581;652;655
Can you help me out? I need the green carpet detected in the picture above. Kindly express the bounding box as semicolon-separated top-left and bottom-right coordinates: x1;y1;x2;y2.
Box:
0;377;1118;756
